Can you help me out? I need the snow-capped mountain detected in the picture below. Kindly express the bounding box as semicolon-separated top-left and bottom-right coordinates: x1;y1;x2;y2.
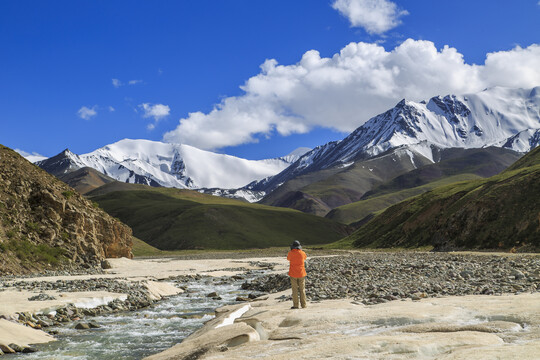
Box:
247;86;540;193
36;87;539;203
36;139;310;191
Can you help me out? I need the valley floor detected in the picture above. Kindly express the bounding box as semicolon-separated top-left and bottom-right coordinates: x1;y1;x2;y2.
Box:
1;251;538;359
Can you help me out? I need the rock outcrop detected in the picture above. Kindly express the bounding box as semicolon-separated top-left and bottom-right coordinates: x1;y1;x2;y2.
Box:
0;145;132;275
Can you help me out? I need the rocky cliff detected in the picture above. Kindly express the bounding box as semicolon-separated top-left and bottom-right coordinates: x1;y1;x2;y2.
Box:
0;145;132;275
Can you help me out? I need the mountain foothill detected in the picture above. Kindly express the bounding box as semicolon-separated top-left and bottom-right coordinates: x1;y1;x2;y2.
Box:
2;86;539;273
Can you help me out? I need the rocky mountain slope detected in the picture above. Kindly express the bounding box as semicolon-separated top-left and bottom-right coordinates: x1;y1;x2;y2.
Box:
325;147;521;224
248;87;540;197
0;145;133;275
57;167;116;194
340;145;540;251
259;146;434;216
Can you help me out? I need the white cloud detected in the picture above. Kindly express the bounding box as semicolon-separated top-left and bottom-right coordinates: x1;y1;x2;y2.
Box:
77;105;97;120
163;40;540;151
14;149;47;163
139;103;170;130
332;0;408;35
140;103;170;120
113;78;143;87
108;106;115;112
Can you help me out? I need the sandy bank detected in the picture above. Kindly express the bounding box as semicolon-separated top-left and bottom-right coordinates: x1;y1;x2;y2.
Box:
103;256;289;279
0;319;55;349
146;291;540;360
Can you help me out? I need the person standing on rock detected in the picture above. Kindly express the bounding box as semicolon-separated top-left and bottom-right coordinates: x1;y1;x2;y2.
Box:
287;240;307;309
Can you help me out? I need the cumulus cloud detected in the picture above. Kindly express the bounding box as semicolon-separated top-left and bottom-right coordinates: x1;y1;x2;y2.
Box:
112;78;122;88
77;105;97;120
14;149;47;163
163;40;540;151
108;106;115;112
139;103;170;130
332;0;408;34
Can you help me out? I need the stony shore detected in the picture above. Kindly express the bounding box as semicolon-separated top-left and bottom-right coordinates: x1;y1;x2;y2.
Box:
244;252;540;304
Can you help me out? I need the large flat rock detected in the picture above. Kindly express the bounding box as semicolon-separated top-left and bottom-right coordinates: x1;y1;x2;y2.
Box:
145;292;540;359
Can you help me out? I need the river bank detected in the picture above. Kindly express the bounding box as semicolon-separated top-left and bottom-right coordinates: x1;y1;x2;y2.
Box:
1;251;539;358
0;254;289;356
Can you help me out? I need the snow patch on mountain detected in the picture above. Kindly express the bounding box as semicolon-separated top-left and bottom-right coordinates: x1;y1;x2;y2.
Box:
246;86;540;195
39;139;298;191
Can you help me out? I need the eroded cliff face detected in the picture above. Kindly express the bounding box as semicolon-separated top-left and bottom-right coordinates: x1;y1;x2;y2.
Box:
0;145;132;275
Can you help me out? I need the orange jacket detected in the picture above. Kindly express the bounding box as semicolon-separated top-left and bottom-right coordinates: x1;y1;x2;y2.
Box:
287;249;307;278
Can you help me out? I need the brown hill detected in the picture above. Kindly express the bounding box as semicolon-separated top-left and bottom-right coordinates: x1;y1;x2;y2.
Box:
0;145;133;275
58;167;116;194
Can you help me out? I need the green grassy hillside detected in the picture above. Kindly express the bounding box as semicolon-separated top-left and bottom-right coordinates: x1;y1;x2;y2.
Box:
325;147;520;225
337;146;540;251
362;147;520;199
91;187;350;250
326;174;482;225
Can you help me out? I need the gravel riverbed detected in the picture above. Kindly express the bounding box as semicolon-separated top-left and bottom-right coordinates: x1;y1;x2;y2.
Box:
243;252;540;304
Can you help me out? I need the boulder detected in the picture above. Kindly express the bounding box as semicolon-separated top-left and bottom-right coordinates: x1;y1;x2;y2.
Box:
74;323;91;330
0;344;15;354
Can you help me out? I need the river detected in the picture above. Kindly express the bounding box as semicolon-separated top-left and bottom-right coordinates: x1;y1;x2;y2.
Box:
15;275;257;359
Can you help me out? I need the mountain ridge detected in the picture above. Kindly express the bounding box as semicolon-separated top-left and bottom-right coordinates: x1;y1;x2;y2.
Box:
35;86;540;205
36;139;310;196
247;87;540;197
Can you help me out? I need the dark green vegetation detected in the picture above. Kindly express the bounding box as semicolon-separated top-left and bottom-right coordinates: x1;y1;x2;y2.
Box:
326;174;482;225
0;239;68;265
326;147;519;225
91;186;350;251
131;237;165;257
340;146;540;251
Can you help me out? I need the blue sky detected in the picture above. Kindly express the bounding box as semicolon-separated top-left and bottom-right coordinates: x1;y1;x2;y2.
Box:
2;0;539;161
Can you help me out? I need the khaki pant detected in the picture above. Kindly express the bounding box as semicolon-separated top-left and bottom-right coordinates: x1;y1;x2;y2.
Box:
290;276;306;308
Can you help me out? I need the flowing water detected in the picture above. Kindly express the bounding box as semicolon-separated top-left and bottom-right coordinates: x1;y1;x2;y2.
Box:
15;275;258;360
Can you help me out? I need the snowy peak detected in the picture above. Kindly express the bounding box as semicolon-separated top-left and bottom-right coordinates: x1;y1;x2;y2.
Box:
278;147;312;163
36;148;86;177
345;86;540;160
249;86;540;194
38;139;297;193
